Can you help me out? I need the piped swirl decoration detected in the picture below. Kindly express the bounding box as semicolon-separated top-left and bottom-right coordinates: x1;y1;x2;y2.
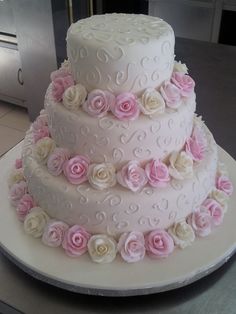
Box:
8;159;233;263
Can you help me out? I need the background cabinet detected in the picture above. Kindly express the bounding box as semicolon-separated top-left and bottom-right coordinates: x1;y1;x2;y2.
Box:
0;46;25;104
149;0;236;44
0;0;25;107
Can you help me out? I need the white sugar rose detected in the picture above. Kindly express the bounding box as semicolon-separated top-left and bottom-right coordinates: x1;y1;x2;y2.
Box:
210;188;229;213
8;168;25;188
88;234;117;263
34;137;56;164
168;220;195;249
138;88;165;116
88;163;116;190
169;151;193;180
61;59;72;73
217;162;228;177
173;61;188;74
24;207;49;238
62;84;87;111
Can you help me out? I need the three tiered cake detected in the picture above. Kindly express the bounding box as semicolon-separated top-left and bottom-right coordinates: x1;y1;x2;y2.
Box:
8;14;233;263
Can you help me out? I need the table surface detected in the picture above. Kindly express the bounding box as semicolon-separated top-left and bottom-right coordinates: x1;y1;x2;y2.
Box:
0;37;236;314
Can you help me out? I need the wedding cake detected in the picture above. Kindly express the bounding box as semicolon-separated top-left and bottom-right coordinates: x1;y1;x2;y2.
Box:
8;14;233;263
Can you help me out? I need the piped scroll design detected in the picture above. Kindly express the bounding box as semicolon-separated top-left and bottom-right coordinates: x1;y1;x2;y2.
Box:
85;66;102;87
156;136;172;148
79;46;88;59
68;44;79;64
92;211;107;225
116;63;135;86
133;147;151;159
140;56;159;69
150;122;161;133
125;203;140;215
96;47;124;63
80;126;90;136
94;135;110;147
106;63;149;93
96;193;122;206
177;194;189;210
152;199;168;212
112;213;129;230
120;130;146;144
112;148;124;163
138;216;160;227
76;186;89;204
98;117;129;130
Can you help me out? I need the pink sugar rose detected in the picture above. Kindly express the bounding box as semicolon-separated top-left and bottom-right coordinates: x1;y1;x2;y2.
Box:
160;81;181;109
47;147;70;176
171;72;195;97
202;198;224;226
192;125;207;150
83;89;115;117
118;231;145;263
185;137;204;162
42;220;69;247
62;225;91;257
187;209;212;237
50;67;71;81
32;113;48;130
145;159;170;188
216;175;233;196
111;92;140;120
33;125;50;143
32;119;43;131
117;160;148;192
15;158;22;169
16;193;36;222
145;229;174;259
63;155;90;185
51;75;74;102
185;125;206;162
32;116;47;132
38;111;48;126
9;181;28;207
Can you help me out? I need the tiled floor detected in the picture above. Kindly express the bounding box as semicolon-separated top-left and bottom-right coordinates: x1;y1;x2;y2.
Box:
0;101;31;157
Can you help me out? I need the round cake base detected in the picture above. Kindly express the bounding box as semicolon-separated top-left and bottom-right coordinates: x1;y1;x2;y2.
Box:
0;142;236;297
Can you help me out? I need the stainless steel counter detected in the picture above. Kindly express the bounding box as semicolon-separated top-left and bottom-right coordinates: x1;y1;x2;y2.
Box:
0;38;236;314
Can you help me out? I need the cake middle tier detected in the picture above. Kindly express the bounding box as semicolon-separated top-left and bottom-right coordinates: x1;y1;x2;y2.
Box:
45;89;196;167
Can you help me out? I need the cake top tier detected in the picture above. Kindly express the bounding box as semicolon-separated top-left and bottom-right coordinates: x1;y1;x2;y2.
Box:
67;14;175;95
67;13;173;45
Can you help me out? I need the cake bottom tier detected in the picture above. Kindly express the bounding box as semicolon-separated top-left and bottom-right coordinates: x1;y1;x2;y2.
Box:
22;125;217;237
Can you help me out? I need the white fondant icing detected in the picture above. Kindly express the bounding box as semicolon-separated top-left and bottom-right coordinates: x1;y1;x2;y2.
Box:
67;14;175;95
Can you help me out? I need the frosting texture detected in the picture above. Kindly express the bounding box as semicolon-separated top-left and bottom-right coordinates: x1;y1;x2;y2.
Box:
67;14;174;95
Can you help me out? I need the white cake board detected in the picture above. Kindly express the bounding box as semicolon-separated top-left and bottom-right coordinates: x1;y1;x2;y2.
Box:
0;142;235;297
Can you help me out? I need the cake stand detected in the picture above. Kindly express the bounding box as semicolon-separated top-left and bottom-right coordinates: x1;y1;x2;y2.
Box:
0;142;235;297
